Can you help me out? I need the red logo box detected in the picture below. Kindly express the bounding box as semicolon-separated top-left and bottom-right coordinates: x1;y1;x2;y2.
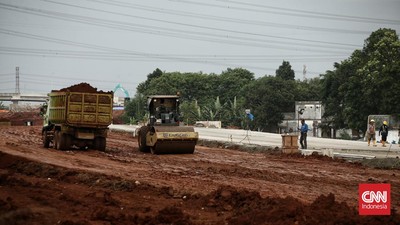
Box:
359;183;391;215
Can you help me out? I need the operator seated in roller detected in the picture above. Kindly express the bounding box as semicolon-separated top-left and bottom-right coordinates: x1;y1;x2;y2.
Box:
160;109;175;124
155;105;166;119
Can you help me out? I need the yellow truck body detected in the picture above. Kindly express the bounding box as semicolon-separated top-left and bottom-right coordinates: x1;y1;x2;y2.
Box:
48;91;113;128
42;83;114;151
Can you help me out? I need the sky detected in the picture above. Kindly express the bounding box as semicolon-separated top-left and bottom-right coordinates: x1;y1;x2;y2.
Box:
0;0;399;98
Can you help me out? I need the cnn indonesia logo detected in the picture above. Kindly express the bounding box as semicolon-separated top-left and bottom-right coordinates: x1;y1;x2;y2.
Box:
359;183;391;215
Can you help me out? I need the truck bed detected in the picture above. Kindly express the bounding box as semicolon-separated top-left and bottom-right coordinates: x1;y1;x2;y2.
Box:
48;91;113;128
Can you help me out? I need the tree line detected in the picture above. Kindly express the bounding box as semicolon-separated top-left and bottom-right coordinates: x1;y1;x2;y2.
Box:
124;28;400;134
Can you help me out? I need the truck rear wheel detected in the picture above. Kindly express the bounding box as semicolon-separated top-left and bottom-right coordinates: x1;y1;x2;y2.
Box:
93;137;106;151
64;134;72;150
138;126;150;152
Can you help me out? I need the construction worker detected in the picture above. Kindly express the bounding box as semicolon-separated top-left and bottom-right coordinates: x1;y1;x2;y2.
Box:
299;119;309;149
379;121;389;147
366;119;377;147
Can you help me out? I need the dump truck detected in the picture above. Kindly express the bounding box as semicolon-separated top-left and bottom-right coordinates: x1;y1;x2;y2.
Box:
42;83;113;151
137;95;198;154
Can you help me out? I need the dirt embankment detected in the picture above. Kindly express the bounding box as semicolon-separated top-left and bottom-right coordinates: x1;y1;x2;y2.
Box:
0;126;399;225
0;111;42;126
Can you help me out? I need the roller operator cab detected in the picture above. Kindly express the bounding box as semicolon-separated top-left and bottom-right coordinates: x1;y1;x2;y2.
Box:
138;95;199;154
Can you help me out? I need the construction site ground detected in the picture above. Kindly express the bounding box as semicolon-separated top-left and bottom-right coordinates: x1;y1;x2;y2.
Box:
1;125;399;225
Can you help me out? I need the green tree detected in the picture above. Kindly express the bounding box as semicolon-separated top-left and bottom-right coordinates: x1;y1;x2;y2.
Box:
360;28;400;114
320;64;346;129
321;28;400;132
241;76;295;132
295;77;322;101
134;68;254;127
218;68;255;103
180;100;201;125
223;96;244;127
201;96;226;121
123;93;146;124
134;66;325;131
137;71;218;104
136;68;163;94
177;72;219;104
276;60;295;80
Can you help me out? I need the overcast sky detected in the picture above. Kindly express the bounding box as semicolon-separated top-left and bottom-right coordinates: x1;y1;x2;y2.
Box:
0;0;399;97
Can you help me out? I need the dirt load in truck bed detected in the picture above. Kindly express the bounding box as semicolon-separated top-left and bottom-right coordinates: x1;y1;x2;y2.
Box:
52;82;112;94
0;126;399;225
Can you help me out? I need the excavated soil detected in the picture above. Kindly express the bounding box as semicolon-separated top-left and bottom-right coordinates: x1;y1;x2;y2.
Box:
0;126;399;225
54;82;112;94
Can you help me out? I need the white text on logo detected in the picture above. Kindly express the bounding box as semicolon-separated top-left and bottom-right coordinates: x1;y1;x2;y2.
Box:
361;191;387;203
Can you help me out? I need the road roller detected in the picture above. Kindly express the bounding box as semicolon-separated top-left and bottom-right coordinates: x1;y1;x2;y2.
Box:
137;95;199;154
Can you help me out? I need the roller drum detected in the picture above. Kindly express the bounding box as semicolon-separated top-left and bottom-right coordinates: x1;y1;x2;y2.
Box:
147;126;198;154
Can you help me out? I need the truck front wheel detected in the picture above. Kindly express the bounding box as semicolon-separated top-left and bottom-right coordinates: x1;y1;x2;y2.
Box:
54;131;60;150
42;130;50;148
55;131;70;150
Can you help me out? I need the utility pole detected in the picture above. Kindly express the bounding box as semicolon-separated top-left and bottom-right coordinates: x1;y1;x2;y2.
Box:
15;66;20;94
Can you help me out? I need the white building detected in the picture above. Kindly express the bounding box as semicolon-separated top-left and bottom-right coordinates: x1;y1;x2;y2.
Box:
279;101;323;137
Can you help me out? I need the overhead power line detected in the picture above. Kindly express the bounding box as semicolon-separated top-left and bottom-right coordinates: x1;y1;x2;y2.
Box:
84;0;373;35
219;0;400;24
43;0;360;48
0;79;14;84
173;0;400;25
0;46;347;62
0;2;358;52
21;72;140;86
0;28;337;73
0;72;14;76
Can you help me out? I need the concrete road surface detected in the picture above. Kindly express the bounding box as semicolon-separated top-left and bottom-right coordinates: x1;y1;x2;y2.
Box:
109;124;400;159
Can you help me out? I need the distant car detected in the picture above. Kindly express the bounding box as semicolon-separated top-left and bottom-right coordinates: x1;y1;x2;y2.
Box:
194;122;205;127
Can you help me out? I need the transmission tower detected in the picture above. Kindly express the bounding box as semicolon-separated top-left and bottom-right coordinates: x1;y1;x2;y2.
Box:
303;65;307;81
15;66;20;94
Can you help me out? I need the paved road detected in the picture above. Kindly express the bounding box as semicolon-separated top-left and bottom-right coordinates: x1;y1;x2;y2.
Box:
109;124;400;159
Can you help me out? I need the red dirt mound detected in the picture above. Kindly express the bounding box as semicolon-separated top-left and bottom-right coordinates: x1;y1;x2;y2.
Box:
203;186;399;225
112;110;125;124
0;111;42;126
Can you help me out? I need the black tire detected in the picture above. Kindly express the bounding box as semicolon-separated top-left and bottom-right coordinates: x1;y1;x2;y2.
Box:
138;126;150;152
93;137;106;151
54;130;60;150
63;134;72;150
188;146;195;154
99;137;106;151
56;132;69;150
42;130;50;148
